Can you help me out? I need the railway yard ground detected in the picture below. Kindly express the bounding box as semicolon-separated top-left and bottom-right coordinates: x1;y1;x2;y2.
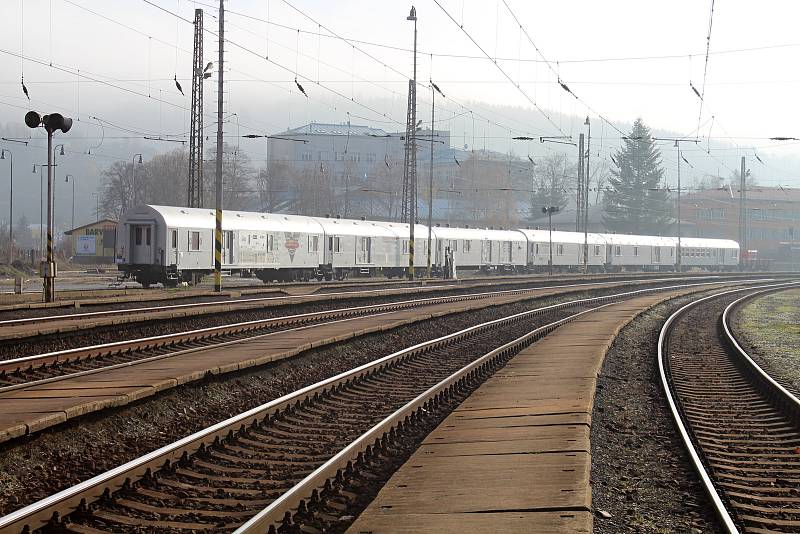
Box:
0;272;797;533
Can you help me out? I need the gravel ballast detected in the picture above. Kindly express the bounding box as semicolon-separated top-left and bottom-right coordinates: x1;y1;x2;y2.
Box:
591;291;726;534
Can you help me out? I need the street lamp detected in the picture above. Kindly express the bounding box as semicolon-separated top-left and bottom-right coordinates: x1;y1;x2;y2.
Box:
131;153;143;207
0;149;12;265
65;175;76;230
542;205;560;275
25;110;73;302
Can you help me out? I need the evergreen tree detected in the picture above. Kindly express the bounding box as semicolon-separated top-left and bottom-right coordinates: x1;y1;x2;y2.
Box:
602;119;672;234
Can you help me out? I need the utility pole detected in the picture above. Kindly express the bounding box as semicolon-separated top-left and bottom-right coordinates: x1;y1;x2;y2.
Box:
676;141;682;272
188;8;205;208
214;0;224;292
584;117;590;273
576;134;584;232
426;83;435;278
739;155;746;269
1;149;12;265
402;6;418;280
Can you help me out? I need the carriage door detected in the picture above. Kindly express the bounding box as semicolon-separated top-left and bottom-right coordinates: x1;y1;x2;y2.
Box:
503;241;512;263
481;240;491;263
357;236;371;264
223;231;235;264
131;224;153;264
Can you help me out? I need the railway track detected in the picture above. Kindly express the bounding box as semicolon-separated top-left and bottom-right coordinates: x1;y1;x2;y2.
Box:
0;285;565;391
0;277;720;390
0;282;723;533
0;273;761;334
660;281;800;533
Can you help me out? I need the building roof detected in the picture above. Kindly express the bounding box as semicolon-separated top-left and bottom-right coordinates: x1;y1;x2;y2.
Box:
280;122;390;137
64;219;118;235
684;185;800;203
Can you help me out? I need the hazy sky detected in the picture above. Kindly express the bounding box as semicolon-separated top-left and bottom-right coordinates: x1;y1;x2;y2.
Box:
1;0;800;225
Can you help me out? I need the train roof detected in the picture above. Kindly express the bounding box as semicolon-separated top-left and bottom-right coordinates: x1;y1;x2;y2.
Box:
517;229;606;245
125;205;325;233
432;226;526;241
677;237;740;249
599;234;675;246
309;216;400;238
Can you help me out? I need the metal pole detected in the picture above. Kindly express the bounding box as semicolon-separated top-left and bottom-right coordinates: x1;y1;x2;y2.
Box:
45;131;54;302
676;141;682;272
407;10;417;280
576;135;583;232
39;165;43;258
426;86;434;278
214;0;224;292
2;150;12;265
548;210;553;276
740;156;746;269
584;120;590;273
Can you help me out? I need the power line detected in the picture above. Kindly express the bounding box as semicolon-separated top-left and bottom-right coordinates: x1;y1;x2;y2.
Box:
431;0;568;139
696;0;716;139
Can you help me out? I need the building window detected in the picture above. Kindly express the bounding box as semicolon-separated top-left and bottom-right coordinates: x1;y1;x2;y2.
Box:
301;151;313;161
366;153;377;163
146;227;151;246
135;227;142;246
171;230;177;248
335;152;345;161
190;231;200;251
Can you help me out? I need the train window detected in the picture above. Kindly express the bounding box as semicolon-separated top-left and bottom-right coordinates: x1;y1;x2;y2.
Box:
267;235;274;252
334;237;341;253
309;235;319;253
463;240;471;252
557;244;564;256
594;245;601;256
615;245;621;256
535;243;539;255
171;230;177;248
403;240;409;254
633;246;639;257
146;227;151;246
135;227;142;245
190;231;200;251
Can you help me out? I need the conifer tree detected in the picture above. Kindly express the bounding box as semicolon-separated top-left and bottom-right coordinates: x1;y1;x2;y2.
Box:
602;119;672;234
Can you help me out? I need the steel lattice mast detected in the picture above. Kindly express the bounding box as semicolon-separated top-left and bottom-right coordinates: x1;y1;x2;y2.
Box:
188;8;204;208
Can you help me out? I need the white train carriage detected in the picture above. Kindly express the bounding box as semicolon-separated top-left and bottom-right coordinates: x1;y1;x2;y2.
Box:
677;237;739;270
310;216;404;279
480;229;528;271
518;229;607;271
430;226;490;271
117;205;326;286
600;233;674;271
380;221;436;277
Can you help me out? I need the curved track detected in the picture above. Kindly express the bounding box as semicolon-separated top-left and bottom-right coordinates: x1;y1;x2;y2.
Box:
660;282;800;533
0;283;709;533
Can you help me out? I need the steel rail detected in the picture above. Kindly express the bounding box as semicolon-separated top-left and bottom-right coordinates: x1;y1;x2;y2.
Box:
657;280;800;534
0;279;763;534
0;274;723;329
0;276;709;376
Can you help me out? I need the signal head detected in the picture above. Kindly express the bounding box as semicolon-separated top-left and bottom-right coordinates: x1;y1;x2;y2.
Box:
24;111;42;129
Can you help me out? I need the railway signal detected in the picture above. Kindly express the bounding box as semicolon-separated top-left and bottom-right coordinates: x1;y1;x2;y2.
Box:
24;110;73;303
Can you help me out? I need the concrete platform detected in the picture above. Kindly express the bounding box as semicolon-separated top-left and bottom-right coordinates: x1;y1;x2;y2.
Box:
348;291;693;534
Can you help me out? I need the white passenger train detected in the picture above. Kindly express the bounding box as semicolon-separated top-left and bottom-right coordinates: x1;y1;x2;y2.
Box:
116;205;740;287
